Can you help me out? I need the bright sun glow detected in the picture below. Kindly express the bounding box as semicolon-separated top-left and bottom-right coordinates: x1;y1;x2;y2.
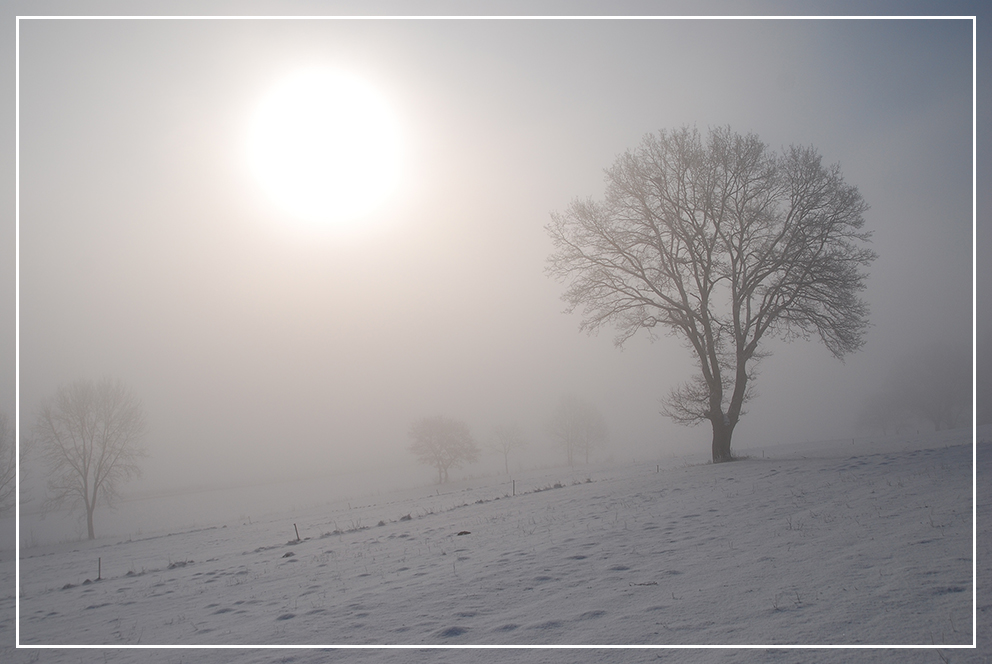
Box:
247;68;402;227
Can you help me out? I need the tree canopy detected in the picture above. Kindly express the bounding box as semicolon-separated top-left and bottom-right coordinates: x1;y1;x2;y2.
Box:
547;126;875;462
408;415;479;484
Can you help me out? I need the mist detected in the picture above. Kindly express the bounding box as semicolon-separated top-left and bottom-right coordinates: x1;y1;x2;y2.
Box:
10;15;976;546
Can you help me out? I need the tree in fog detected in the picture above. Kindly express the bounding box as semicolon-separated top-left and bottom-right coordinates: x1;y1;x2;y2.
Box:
979;332;992;426
35;378;146;539
488;423;526;475
0;412;14;514
904;342;971;431
547;395;608;466
547;126;875;462
860;342;971;434
855;390;911;436
408;416;479;484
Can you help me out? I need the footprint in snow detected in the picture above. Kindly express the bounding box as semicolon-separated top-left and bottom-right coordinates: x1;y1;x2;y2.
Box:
578;610;607;620
437;626;468;637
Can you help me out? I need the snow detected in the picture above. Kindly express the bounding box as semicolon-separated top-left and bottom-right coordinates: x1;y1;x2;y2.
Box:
0;427;986;663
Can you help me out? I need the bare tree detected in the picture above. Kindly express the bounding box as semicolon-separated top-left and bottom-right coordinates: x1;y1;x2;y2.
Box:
408;415;479;484
547;395;608;467
0;412;14;515
488;423;526;475
35;377;146;539
547;126;875;462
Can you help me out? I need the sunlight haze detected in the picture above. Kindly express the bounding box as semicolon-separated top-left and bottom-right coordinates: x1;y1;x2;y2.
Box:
246;67;403;228
10;12;978;548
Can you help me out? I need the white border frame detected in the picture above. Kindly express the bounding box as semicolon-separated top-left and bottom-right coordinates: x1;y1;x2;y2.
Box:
13;13;979;653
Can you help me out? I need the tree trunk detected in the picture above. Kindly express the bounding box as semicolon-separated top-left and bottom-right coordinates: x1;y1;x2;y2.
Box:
86;504;95;540
85;484;97;539
711;418;734;463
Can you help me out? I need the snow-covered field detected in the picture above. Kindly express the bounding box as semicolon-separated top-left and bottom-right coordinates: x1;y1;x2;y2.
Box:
0;427;986;663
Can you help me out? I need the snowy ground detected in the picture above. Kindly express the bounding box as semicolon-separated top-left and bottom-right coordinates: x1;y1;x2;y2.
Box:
0;427;986;663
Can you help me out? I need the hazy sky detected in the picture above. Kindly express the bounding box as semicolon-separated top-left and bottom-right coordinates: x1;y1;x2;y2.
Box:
8;5;982;495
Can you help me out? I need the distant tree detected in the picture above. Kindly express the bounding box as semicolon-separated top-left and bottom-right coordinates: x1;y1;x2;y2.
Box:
856;390;911;437
547;126;875;462
35;377;147;539
408;416;479;484
488;423;526;475
547;395;608;466
0;412;14;515
860;342;971;435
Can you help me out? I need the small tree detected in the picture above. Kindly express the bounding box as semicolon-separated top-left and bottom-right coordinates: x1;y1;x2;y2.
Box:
0;412;14;515
488;423;526;475
35;377;146;539
547;126;874;462
408;416;479;484
547;395;608;466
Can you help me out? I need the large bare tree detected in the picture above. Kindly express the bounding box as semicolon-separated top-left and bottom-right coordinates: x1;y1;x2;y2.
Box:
35;377;146;539
408;415;479;484
547;395;608;467
547;126;875;462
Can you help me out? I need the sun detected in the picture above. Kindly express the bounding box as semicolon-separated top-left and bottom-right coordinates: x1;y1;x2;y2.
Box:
247;68;402;227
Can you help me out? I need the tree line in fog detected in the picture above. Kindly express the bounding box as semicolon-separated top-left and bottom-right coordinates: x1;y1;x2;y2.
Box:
5;377;611;538
406;393;609;485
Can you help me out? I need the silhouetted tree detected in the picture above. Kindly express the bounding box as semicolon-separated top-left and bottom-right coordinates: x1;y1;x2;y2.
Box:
35;377;146;539
548;126;875;462
488;423;526;475
0;412;14;515
408;416;479;484
547;395;607;466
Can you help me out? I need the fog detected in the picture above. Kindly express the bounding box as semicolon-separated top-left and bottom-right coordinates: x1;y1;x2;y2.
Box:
8;11;979;544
